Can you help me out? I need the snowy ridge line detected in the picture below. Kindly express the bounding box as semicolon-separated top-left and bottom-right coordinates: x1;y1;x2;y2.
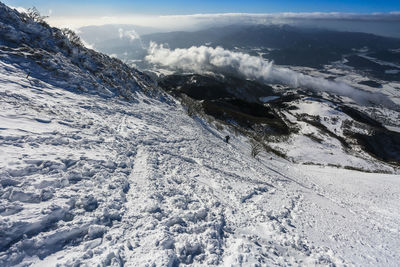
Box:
0;2;169;102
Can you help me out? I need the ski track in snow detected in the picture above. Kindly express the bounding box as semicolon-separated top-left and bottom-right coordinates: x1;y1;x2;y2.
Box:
1;59;400;267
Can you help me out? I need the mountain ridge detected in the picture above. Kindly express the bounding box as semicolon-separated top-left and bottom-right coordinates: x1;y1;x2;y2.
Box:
0;2;165;101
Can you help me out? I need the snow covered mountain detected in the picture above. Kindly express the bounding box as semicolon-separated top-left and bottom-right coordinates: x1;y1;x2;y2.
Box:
1;2;400;266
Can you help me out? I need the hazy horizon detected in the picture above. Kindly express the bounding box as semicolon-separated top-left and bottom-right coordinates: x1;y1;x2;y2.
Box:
3;0;400;38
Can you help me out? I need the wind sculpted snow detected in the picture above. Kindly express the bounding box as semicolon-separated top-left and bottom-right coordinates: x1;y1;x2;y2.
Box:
1;54;400;266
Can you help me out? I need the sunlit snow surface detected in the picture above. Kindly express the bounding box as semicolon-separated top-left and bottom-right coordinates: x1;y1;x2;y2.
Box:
1;56;400;266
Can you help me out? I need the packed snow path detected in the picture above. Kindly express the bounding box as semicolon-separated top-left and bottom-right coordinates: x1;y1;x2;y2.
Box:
1;59;400;266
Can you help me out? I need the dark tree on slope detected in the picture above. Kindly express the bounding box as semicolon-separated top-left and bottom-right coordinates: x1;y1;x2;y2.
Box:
250;139;262;158
26;7;48;26
61;28;84;47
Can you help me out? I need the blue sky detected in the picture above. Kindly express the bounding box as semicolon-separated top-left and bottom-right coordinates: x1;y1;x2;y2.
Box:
4;0;400;16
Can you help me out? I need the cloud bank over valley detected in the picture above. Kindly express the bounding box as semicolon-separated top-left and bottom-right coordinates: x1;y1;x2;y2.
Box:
146;43;397;107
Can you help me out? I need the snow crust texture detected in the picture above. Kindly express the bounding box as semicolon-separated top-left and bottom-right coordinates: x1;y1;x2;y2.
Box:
1;2;400;266
1;57;400;267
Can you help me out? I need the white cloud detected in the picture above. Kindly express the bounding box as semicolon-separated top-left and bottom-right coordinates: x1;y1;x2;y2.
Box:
118;28;124;38
118;28;140;41
146;43;396;107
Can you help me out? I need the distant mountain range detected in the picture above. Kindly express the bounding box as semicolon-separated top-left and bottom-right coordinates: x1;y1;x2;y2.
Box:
79;24;400;80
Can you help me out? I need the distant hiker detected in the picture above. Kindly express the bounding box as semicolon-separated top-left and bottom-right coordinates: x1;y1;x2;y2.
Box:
26;72;30;79
225;135;230;143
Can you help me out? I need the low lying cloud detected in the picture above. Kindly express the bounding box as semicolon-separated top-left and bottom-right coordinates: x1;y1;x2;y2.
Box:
118;28;140;41
146;43;395;107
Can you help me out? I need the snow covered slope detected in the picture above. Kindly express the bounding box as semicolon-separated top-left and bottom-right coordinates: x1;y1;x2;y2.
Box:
2;57;400;267
0;2;160;101
1;3;400;266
